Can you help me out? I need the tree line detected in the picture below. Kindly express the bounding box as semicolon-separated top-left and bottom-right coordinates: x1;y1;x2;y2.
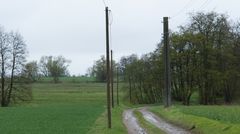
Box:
0;26;71;107
26;56;71;83
118;12;240;105
88;55;116;82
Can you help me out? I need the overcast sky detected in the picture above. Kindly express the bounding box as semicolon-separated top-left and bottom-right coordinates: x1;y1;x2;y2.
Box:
0;0;239;75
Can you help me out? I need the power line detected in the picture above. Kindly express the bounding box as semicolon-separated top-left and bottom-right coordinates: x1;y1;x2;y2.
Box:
197;0;212;11
109;10;114;26
169;0;216;32
171;0;195;19
109;23;113;50
102;0;107;7
109;10;113;50
102;0;113;8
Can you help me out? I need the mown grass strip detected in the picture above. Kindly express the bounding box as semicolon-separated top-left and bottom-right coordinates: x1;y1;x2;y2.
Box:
150;106;240;134
134;110;165;134
87;104;128;134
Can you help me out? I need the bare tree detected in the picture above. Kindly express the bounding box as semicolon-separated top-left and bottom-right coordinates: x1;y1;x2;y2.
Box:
7;32;27;105
39;56;50;77
0;27;10;106
0;27;29;107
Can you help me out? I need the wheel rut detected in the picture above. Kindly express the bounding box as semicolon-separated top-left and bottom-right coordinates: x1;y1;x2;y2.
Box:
139;108;190;134
123;107;191;134
123;109;147;134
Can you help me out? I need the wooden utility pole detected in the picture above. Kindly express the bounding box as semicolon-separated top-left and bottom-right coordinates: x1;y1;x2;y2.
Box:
111;50;114;108
116;67;119;106
105;6;111;129
163;17;171;107
129;77;132;103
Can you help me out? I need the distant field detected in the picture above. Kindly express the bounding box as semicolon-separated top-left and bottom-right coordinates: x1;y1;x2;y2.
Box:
37;76;96;83
0;82;106;134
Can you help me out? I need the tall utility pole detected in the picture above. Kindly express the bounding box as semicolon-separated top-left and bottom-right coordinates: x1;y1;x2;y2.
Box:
163;17;171;107
105;6;111;129
111;50;114;108
116;67;119;106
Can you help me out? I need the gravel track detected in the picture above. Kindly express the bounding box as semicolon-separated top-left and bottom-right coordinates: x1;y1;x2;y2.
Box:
139;108;190;134
123;109;147;134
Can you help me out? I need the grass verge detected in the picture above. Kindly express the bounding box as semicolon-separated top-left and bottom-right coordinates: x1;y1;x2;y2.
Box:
87;104;128;134
150;106;240;134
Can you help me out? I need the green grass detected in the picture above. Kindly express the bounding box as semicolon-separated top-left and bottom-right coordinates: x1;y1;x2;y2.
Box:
87;104;128;134
0;78;128;134
134;110;165;134
87;82;129;134
150;106;240;134
177;106;240;124
0;82;106;134
7;77;240;134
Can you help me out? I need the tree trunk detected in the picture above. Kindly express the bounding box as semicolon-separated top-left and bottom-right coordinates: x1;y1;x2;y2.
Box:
128;76;132;103
224;83;232;104
7;56;16;106
1;54;6;107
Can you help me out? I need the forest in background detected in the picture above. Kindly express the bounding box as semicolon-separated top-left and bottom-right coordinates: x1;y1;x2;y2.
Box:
90;12;240;105
120;12;240;105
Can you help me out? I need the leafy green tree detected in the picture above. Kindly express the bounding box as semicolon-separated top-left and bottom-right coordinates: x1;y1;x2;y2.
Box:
88;56;107;82
89;55;117;82
23;61;39;82
185;12;239;104
120;11;240;105
120;53;163;104
39;56;70;83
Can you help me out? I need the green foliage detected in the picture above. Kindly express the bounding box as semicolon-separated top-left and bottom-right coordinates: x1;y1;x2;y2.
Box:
171;32;200;105
88;56;107;82
88;55;117;82
120;53;163;104
120;11;240;105
23;61;39;82
39;56;71;83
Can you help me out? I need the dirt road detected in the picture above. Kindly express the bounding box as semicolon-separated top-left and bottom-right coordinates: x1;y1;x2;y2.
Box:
139;108;190;134
123;109;147;134
123;107;190;134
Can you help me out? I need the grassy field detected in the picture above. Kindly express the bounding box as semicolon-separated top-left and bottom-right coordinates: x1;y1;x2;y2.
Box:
0;82;106;134
150;106;240;134
2;77;240;134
